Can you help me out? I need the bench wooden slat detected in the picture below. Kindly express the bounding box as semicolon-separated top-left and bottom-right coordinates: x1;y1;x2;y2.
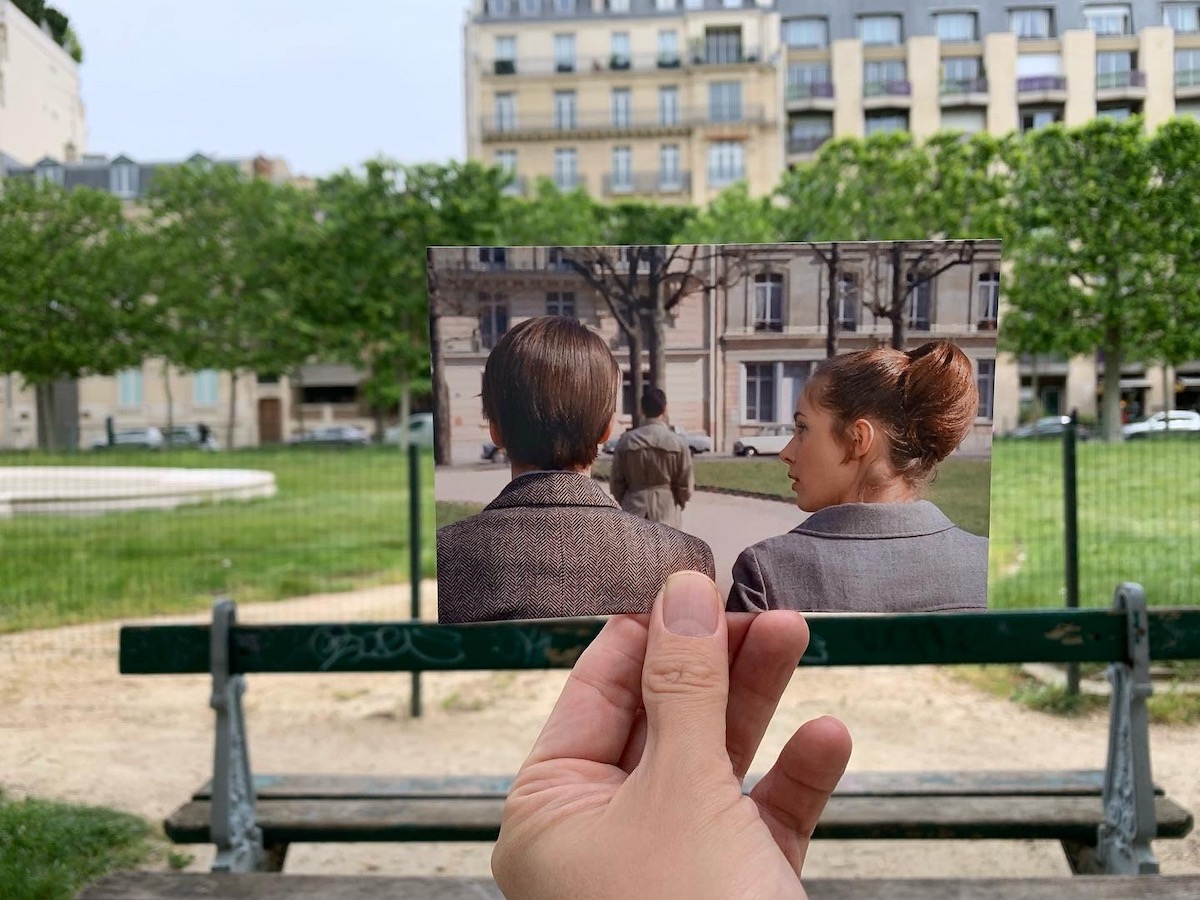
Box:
118;607;1200;675
76;872;1200;900
191;770;1142;801
163;795;1194;845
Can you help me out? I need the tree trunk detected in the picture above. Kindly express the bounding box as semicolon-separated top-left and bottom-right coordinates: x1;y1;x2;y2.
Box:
1102;340;1123;443
647;309;667;396
1162;364;1173;427
295;369;307;436
163;365;175;437
226;371;239;450
430;312;451;466
825;244;840;359
1030;358;1042;422
627;330;645;429
35;382;57;452
398;366;412;450
890;245;907;351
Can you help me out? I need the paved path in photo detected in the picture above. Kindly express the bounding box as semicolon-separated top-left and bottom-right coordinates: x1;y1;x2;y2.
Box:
434;464;807;598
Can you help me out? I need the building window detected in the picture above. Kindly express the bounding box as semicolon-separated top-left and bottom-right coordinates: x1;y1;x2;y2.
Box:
657;0;679;9
858;14;902;45
479;247;508;269
520;0;541;15
494;93;517;131
865;110;909;134
1020;106;1062;132
709;80;743;122
193;369;219;406
976;359;995;419
554;33;576;72
1098;104;1135;120
36;164;64;186
659;144;682;188
117;368;144;407
489;0;511;14
787;63;832;99
554;0;575;12
611;146;633;192
935;12;977;42
611;31;631;69
707;140;745;186
942;57;983;91
1085;4;1132;35
479;297;509;351
658;29;680;66
864;60;907;95
1164;4;1200;31
494;35;517;74
1097;51;1134;88
977;271;1000;324
609;0;631;11
620;370;651;415
788;114;833;153
611;88;632;127
723;0;743;7
837;273;859;330
744;363;776;423
783;17;828;48
554;90;577;129
704;27;743;64
753;274;784;332
684;0;704;8
907;276;931;331
109;163;139;198
554;148;579;190
659;85;680;125
495;150;520;194
1177;48;1200;85
546;291;576;317
1010;8;1054;39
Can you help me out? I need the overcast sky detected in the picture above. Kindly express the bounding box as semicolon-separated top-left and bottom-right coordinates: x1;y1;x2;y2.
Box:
65;0;467;177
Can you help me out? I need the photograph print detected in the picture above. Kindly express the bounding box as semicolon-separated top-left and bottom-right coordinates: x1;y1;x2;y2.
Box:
429;239;1003;624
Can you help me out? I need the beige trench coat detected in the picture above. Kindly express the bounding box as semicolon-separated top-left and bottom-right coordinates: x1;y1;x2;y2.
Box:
609;418;694;528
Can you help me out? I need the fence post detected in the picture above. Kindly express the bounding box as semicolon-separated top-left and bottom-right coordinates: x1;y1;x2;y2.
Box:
1064;408;1081;696
408;442;423;718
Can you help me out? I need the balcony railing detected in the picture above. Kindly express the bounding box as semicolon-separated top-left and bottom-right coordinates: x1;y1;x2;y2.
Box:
483;48;768;76
863;80;912;97
1097;70;1146;89
940;77;989;95
1017;75;1067;92
602;171;692;196
480;105;768;137
786;82;835;102
787;134;831;154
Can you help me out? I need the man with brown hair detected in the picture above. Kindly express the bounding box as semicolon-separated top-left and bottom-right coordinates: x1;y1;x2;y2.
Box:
609;387;694;528
436;316;715;624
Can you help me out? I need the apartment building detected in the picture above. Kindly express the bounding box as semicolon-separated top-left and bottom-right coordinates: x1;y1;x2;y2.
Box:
428;241;998;460
464;0;785;205
0;152;350;451
0;0;86;167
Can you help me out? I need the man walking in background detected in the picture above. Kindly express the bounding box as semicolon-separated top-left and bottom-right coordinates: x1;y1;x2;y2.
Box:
610;388;694;528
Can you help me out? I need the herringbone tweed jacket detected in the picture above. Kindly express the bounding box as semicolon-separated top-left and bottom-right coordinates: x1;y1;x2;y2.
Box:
436;471;716;623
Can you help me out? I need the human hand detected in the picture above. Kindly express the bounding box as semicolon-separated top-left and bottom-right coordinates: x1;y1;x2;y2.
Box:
492;570;852;900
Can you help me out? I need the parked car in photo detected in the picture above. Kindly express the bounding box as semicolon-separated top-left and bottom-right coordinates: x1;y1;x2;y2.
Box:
286;425;371;447
733;424;794;457
163;424;219;451
601;425;714;455
1006;416;1091;440
91;426;165;451
384;413;435;448
1122;409;1200;439
482;440;507;463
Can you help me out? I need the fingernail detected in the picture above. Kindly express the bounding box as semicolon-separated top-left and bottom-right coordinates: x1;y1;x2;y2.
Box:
663;571;719;637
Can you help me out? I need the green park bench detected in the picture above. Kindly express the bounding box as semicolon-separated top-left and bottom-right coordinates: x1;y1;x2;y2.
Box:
78;583;1200;900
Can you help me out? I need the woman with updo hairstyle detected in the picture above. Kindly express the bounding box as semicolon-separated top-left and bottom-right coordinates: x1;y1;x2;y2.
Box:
727;340;988;613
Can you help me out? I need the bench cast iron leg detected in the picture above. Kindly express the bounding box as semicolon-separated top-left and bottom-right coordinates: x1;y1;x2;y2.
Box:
210;599;268;872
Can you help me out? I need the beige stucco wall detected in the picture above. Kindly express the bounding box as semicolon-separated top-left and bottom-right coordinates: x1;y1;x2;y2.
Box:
0;1;86;165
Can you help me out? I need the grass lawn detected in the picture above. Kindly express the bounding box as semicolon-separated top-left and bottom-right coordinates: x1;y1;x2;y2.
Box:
593;455;992;538
0;449;437;633
988;438;1200;609
0;790;165;899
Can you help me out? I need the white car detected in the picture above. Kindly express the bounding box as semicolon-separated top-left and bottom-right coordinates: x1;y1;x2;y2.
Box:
384;413;435;448
91;426;165;451
1122;410;1200;439
732;424;794;457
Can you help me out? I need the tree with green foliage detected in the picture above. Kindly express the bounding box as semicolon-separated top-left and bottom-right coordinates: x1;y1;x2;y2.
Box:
0;180;148;450
675;182;779;245
1002;117;1166;442
12;0;83;62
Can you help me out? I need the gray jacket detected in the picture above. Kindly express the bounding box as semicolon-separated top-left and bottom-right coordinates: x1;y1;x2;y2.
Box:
609;418;693;528
726;501;988;613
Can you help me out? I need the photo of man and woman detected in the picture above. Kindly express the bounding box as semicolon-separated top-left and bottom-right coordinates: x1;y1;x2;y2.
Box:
430;239;1002;623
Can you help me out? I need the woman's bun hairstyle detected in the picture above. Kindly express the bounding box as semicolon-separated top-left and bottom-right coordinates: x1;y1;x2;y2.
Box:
897;341;979;468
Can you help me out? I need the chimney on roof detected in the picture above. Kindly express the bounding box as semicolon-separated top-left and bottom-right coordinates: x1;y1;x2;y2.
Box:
63;142;79;163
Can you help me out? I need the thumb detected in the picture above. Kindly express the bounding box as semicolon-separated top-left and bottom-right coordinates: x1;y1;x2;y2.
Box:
639;570;730;778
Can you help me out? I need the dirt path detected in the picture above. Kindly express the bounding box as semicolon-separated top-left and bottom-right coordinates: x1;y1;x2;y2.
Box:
2;582;1196;880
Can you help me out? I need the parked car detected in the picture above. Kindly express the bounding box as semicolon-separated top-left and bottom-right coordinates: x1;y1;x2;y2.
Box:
286;425;370;447
1006;416;1091;440
601;425;714;455
733;424;794;457
91;426;165;451
1122;409;1200;439
384;413;435;448
163;424;219;451
482;440;507;463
